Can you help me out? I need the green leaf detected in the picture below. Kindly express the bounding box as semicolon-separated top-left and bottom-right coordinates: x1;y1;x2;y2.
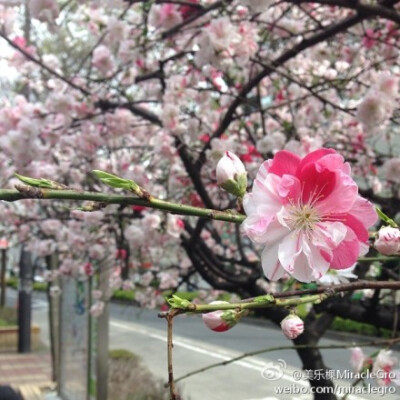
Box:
376;207;398;228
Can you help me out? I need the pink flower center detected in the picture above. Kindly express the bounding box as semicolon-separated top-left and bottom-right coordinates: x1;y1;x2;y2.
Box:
287;204;320;234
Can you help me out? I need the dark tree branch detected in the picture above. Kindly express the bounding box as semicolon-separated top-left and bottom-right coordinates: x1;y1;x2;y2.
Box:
95;99;163;126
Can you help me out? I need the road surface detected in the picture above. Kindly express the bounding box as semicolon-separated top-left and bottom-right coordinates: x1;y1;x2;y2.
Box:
5;289;400;400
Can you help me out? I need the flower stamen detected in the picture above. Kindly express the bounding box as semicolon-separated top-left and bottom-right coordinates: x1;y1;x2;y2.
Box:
287;204;320;235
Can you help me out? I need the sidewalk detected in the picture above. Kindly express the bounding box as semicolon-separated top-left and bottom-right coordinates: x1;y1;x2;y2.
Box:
0;351;54;399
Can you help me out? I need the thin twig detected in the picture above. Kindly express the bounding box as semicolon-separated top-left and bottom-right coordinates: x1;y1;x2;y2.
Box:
2;187;246;224
0;30;90;96
270;280;400;299
174;337;400;384
164;309;181;400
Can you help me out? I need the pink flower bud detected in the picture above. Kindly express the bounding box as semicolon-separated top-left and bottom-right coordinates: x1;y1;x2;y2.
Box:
216;151;245;184
375;226;400;256
280;315;304;339
84;262;94;276
216;151;247;197
202;301;239;332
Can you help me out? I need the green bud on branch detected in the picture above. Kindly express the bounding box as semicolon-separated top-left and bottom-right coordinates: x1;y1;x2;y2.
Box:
92;170;151;199
167;295;195;310
253;294;275;304
15;173;68;190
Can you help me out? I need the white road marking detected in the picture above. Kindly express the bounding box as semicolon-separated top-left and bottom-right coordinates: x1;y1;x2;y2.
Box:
32;299;48;309
110;320;306;383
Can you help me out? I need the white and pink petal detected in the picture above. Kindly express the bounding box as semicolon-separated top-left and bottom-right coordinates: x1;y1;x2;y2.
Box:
261;243;286;281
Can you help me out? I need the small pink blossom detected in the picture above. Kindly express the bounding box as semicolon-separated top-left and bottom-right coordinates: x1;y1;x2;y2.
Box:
167;215;184;238
375;226;400;256
124;224;145;246
40;219;62;237
89;244;105;260
372;350;400;386
356;90;393;132
142;213;161;230
350;347;371;373
376;73;399;100
362;28;378;49
148;4;183;30
202;301;238;332
92;45;114;76
116;249;127;260
83;262;94;276
356;73;398;133
82;211;104;227
280;315;304;339
35;239;56;257
206;137;238;165
162;104;180;132
371;176;383;194
207;17;240;52
122;280;134;291
158;271;178;290
106;109;134;136
242;148;377;282
234;22;259;63
90;301;105;317
106;17;127;44
140;271;154;287
384;158;400;184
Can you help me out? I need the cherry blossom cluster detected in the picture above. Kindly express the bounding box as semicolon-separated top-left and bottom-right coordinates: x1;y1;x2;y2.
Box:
0;0;398;312
350;347;400;387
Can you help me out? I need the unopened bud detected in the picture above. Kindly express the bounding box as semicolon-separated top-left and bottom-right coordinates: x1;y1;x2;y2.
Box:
202;301;239;332
375;226;400;256
216;151;247;197
280;314;304;339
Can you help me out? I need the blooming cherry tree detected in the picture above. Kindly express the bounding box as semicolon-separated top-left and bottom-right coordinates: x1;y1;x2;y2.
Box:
0;1;399;399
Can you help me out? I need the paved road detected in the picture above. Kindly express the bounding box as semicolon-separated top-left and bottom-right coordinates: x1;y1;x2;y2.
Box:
5;289;400;400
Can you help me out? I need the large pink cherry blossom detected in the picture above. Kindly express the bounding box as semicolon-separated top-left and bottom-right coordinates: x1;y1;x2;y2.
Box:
242;148;378;282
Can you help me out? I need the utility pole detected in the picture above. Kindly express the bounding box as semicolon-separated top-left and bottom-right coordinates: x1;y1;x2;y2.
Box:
96;263;109;400
46;252;60;384
0;238;8;308
18;248;32;353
